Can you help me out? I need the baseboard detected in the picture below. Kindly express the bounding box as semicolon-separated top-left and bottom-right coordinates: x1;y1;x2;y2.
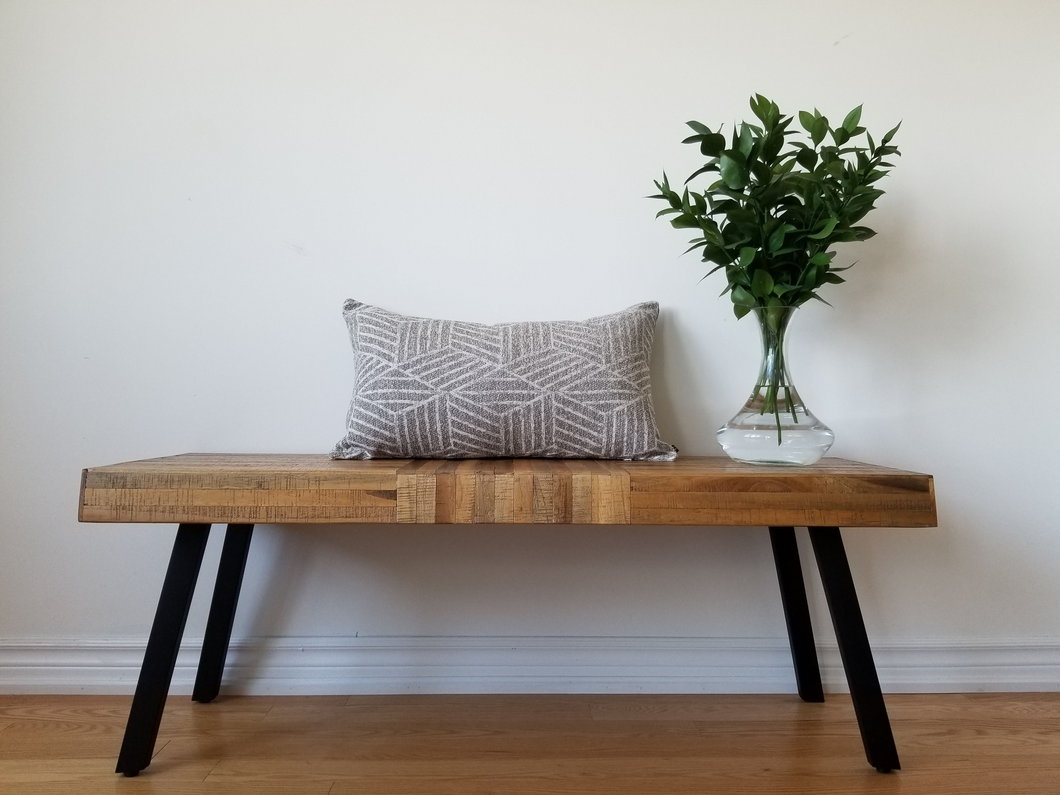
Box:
0;636;1057;695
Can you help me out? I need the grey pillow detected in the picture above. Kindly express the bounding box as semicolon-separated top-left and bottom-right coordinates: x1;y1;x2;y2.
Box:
331;299;677;461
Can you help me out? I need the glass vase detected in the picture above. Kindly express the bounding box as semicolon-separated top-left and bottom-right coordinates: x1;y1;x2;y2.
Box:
716;305;834;465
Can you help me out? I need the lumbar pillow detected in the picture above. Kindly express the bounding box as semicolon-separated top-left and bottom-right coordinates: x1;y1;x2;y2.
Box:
331;299;677;460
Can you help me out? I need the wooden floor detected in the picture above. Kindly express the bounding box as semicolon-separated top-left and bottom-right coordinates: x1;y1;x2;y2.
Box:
1;693;1058;794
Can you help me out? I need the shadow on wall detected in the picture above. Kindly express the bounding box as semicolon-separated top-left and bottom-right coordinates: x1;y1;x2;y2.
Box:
229;521;785;685
826;483;1056;643
807;202;1014;420
650;306;733;455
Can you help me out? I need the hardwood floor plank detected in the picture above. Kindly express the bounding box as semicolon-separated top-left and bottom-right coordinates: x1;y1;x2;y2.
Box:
331;695;593;722
0;696;131;724
324;768;1060;795
0;754;215;783
589;693;858;722
0;695;275;728
890;692;1060;721
157;720;706;763
0;720;127;759
13;785;333;795
206;756;878;782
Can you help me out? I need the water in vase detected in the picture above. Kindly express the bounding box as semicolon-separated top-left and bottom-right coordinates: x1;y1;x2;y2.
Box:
716;306;834;466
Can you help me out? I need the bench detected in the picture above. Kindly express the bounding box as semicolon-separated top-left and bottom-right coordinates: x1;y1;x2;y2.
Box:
78;454;937;776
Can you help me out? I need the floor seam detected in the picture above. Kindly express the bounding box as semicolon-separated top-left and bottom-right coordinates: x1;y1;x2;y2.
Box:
202;756;223;782
150;737;171;759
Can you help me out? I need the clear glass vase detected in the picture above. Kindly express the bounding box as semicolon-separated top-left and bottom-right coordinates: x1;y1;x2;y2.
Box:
716;305;834;465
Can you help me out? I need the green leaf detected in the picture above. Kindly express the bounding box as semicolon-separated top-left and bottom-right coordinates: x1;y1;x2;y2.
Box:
719;152;749;190
795;148;818;171
751;269;775;297
811;117;828;147
733;302;752;319
808;293;834;307
726;265;751;286
731;284;757;307
727;207;756;225
825;160;846;178
737;124;754;159
772;283;796;296
768;223;795;253
808;252;831;266
823;273;846;284
750;94;770;125
670;214;699;229
701;133;726;156
762;132;785;162
847;205;874;223
842;104;863;132
882;121;902;144
686;120;711;135
738;247;757;268
799;110;816;133
751;161;772;184
702;244;729;264
808;217;838;239
683;162;719;183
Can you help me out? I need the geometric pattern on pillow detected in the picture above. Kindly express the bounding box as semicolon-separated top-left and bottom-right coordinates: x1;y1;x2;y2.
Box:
331;300;678;460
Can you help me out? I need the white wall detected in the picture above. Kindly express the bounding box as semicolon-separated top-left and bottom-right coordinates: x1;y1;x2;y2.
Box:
2;0;1059;693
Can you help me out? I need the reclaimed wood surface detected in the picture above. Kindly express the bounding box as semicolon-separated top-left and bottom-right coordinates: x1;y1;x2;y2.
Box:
79;454;936;527
2;694;1058;793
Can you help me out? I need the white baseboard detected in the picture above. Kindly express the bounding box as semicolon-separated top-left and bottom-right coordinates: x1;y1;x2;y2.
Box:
0;636;1057;695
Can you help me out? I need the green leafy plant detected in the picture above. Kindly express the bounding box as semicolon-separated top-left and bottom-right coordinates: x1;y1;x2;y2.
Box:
650;94;900;319
650;95;901;445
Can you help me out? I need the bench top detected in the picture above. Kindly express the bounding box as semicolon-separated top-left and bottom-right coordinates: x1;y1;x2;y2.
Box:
79;454;936;527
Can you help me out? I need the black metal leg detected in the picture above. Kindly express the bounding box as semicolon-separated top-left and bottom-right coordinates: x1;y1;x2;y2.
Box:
809;526;900;773
193;524;254;703
116;523;211;776
769;527;824;703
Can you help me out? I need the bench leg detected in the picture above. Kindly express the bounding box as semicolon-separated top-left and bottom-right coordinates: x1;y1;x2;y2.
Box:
808;526;900;773
193;524;255;703
768;526;824;702
116;523;211;776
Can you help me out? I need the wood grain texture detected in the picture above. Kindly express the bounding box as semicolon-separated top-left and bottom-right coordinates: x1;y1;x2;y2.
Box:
2;694;1057;793
79;454;936;527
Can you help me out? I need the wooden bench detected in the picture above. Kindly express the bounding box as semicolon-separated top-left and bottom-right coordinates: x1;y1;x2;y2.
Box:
79;454;937;776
